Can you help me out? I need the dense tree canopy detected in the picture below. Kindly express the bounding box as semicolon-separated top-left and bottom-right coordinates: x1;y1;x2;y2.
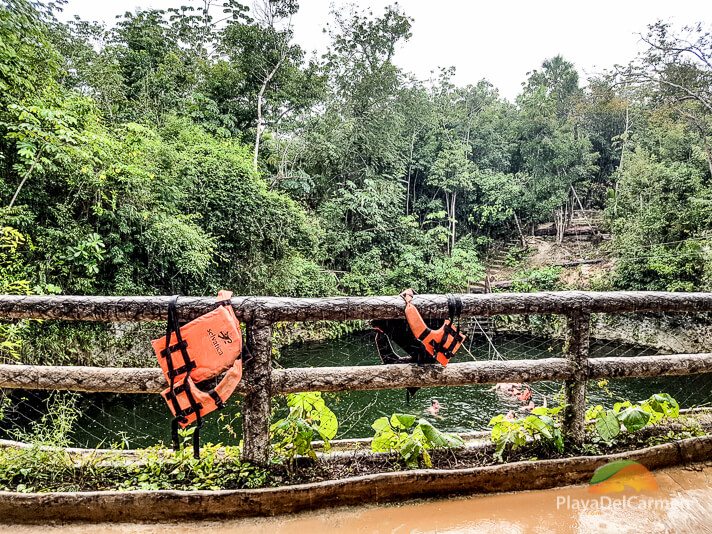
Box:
1;0;711;299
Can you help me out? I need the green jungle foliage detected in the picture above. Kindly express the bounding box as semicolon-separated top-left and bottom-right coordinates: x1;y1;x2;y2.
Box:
489;405;565;461
489;393;684;461
0;1;711;371
586;392;680;443
0;441;269;492
2;1;710;307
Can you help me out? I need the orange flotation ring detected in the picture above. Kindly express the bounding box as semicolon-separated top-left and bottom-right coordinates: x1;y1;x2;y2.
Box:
401;289;466;367
152;290;243;457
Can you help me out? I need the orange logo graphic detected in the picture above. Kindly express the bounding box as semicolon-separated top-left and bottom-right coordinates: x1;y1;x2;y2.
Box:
588;460;658;495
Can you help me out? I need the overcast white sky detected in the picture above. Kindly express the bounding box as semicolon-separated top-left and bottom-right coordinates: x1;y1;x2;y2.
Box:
59;0;709;101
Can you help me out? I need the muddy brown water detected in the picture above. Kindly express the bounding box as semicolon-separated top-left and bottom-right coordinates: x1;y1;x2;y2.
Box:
3;464;711;533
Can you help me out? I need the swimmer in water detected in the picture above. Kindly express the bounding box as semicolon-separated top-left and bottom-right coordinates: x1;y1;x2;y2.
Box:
426;399;442;418
516;385;532;403
492;383;522;396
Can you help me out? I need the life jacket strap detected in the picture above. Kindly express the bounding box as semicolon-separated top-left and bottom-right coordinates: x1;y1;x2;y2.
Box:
417;327;432;342
208;389;224;410
164;297;194;373
430;322;465;361
447;294;463;326
160;339;188;358
166;360;197;379
165;383;204;415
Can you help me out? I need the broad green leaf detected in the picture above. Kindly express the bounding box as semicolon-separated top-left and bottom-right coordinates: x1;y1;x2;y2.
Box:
646;393;680;418
586;405;604;420
489;414;506;426
371;417;391;432
399;439;418;463
532;405;563;416
416;419;447;447
613;401;632;413
371;432;394;453
317;406;338;440
440;432;465;448
595;411;620;442
524;415;553;439
618;407;651;432
390;413;417;429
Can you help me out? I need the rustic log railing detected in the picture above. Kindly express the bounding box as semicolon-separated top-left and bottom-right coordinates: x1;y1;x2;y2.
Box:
1;291;712;465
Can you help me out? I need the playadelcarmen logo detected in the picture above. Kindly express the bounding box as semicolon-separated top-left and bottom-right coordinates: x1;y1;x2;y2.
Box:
556;460;670;511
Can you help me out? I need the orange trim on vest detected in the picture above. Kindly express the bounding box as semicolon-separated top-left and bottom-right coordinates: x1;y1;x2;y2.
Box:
400;289;465;367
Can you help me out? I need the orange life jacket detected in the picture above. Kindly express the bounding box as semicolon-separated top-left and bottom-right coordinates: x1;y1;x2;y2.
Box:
152;290;243;457
401;289;465;367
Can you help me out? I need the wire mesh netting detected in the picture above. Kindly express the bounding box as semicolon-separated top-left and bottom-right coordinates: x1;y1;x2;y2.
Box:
0;304;711;450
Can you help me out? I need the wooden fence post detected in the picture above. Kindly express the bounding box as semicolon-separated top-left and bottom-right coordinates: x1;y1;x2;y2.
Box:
242;320;273;465
563;310;590;444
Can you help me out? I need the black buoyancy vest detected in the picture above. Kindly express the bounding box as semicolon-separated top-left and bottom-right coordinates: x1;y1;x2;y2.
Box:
372;318;440;401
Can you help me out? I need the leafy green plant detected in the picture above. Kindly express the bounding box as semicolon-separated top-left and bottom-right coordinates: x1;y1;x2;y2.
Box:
10;392;80;447
511;266;563;292
586;393;680;443
0;225;32;362
489;405;565;461
504;246;529;268
120;436;268;491
270;392;338;464
0;439;268;493
370;413;464;468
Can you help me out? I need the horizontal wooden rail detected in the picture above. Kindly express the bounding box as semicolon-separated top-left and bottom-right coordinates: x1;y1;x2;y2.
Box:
269;353;712;393
0;364;248;395
1;353;710;395
2;291;712;323
271;358;573;393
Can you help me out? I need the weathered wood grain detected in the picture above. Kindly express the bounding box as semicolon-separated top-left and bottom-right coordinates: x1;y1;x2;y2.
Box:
2;291;712;323
3;353;708;395
564;311;590;443
0;364;171;394
587;353;712;379
241;321;273;466
270;358;573;393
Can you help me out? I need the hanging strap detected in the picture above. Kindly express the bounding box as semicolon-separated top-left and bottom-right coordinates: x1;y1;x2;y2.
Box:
160;296;201;453
446;294;463;325
160;297;196;379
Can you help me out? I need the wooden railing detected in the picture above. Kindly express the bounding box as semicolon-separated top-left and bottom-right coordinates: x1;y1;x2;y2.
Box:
1;291;712;465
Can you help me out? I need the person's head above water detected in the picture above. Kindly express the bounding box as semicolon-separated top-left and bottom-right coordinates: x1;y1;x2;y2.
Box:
431;399;440;407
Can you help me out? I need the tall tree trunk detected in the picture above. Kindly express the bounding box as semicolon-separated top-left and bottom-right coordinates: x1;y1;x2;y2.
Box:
253;58;283;171
513;212;526;249
9;150;42;208
450;191;457;255
405;130;416;215
444;192;451;256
